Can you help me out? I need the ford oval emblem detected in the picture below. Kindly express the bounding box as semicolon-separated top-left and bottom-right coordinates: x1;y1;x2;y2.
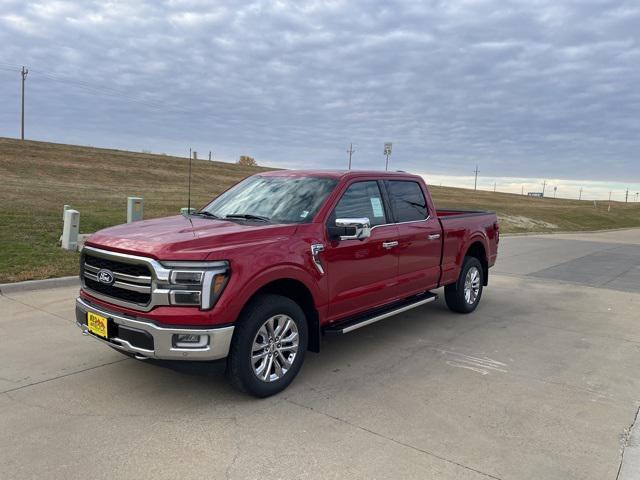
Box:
97;269;115;286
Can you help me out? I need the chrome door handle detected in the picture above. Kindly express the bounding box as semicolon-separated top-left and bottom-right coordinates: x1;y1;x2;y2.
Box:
428;234;441;240
382;241;399;249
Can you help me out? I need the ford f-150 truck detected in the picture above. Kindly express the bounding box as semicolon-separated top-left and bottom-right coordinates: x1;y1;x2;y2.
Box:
76;170;499;396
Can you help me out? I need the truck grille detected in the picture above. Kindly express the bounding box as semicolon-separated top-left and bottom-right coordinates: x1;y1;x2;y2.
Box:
82;252;153;307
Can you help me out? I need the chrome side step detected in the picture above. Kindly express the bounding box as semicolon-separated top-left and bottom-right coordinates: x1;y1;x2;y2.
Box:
324;292;438;335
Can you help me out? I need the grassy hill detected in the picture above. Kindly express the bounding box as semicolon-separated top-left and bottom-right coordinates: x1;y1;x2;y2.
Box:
1;137;639;283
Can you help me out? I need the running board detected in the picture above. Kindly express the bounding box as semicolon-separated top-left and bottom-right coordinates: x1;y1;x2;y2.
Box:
323;292;438;335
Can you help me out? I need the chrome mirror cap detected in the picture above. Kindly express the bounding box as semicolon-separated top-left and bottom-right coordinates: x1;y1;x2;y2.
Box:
335;217;371;240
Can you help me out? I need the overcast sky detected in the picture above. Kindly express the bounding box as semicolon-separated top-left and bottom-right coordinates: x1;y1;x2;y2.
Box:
1;0;639;192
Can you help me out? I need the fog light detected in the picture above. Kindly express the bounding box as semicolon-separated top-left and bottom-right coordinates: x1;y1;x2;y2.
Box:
173;334;208;348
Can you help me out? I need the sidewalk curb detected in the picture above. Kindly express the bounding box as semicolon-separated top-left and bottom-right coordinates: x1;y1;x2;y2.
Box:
0;276;79;295
502;226;640;237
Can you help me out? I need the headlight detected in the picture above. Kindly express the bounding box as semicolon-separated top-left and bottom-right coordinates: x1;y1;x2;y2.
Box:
160;260;230;310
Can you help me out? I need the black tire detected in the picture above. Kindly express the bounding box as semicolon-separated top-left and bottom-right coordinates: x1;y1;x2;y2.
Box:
444;256;484;314
226;294;308;397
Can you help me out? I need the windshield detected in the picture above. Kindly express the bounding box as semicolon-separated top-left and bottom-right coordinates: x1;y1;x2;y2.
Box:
200;175;338;224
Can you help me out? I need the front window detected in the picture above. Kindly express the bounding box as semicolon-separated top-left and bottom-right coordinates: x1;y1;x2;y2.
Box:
330;181;388;226
201;175;337;224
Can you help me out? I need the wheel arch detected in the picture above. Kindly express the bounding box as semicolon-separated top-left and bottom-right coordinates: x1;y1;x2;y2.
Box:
464;240;489;286
239;277;321;353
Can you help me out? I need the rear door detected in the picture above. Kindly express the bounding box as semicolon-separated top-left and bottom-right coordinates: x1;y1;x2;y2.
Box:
323;180;400;321
384;180;442;293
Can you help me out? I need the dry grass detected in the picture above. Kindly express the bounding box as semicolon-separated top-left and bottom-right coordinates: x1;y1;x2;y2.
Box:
1;136;639;282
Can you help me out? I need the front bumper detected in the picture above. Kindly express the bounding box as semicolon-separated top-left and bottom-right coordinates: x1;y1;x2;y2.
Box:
75;297;234;361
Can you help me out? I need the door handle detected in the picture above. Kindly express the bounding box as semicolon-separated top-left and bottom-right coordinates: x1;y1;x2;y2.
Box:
428;234;441;240
382;241;399;249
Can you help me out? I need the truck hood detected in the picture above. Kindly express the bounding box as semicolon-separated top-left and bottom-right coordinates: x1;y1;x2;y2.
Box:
85;215;298;260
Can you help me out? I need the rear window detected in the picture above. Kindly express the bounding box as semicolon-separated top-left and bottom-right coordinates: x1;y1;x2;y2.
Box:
385;180;428;222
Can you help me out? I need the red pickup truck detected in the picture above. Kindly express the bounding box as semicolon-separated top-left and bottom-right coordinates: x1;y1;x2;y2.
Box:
76;170;499;396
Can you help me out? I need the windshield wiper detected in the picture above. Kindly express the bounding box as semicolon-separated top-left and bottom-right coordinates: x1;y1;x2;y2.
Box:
225;213;271;222
194;211;220;219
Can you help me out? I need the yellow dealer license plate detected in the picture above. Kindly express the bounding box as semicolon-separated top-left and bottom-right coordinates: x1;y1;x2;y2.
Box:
87;311;108;339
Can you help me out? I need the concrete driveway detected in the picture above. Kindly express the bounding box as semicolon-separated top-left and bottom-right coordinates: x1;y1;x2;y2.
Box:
1;229;639;480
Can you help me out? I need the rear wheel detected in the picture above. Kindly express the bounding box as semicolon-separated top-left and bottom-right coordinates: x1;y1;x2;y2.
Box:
444;256;483;313
226;294;307;397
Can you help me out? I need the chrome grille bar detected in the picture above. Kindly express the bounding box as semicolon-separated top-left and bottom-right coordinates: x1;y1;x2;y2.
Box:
83;263;152;285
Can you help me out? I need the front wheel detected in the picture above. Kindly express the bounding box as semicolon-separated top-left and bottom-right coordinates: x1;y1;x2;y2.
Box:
226;294;308;397
444;256;484;313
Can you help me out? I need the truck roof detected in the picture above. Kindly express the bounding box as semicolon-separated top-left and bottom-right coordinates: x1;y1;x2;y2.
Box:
259;169;422;180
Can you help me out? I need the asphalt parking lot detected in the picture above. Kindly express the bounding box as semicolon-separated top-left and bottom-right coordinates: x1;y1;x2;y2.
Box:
1;229;639;480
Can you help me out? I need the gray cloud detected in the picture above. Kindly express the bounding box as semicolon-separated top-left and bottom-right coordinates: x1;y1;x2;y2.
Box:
1;0;639;181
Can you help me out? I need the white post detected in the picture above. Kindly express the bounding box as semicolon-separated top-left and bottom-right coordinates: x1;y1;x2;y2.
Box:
62;209;80;251
127;197;144;223
63;204;71;220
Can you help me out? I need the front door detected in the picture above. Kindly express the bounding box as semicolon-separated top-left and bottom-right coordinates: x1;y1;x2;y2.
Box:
323;180;400;321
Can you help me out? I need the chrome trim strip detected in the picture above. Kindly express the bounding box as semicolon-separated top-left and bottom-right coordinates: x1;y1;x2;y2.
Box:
339;295;437;334
83;263;152;285
112;280;151;293
84;271;151;294
76;297;234;361
370;215;432;231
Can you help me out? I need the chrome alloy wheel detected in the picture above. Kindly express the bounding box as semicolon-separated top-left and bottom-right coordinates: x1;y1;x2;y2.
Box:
464;266;481;305
251;314;299;382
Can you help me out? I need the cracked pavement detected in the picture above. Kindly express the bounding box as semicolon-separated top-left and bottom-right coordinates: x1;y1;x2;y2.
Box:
1;229;640;479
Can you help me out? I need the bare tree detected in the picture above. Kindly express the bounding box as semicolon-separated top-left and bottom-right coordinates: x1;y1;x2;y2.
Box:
238;155;257;166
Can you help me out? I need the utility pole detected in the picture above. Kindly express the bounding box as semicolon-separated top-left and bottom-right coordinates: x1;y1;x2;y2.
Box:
347;143;355;170
579;187;583;200
635;192;639;202
20;66;28;140
208;151;211;161
473;165;479;191
553;186;557;198
521;185;524;195
542;180;547;197
625;188;629;203
493;182;496;192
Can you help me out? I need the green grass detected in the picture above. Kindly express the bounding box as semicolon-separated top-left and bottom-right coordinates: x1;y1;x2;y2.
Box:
1;137;639;283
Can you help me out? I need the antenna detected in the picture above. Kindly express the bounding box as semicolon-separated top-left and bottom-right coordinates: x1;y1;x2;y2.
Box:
187;147;192;215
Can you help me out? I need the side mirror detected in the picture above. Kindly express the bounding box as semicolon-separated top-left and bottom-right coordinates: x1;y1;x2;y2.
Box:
330;217;371;241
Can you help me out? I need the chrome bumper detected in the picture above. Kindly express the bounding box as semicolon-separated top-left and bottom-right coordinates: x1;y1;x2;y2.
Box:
75;297;234;361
